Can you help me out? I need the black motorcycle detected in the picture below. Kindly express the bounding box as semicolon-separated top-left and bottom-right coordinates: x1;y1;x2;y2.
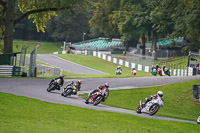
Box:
163;67;170;76
164;68;170;76
47;79;61;92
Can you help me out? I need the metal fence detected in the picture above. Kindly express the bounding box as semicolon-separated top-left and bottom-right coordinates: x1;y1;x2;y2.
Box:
155;50;184;58
36;64;61;77
125;52;154;66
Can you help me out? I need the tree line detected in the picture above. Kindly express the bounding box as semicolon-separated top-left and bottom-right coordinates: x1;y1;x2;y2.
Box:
0;0;200;54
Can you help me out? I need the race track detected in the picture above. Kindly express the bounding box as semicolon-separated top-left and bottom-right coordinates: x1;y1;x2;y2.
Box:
1;54;200;124
0;76;199;124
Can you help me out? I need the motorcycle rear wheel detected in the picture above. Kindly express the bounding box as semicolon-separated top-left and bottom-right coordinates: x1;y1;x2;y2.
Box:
93;96;103;106
64;89;73;97
149;103;159;115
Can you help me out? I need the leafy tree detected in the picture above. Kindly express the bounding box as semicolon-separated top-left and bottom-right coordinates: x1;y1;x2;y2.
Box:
46;7;90;43
89;0;120;38
171;0;200;50
0;0;89;53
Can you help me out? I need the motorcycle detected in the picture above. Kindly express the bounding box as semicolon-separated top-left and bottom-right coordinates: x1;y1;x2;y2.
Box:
151;68;157;76
87;91;106;106
164;68;170;76
47;79;61;92
136;96;164;115
116;69;122;75
157;68;163;76
61;85;77;97
197;115;200;124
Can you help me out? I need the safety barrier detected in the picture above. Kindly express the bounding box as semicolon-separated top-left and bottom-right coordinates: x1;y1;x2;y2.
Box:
52;50;193;76
0;65;13;77
0;65;25;77
86;51;193;76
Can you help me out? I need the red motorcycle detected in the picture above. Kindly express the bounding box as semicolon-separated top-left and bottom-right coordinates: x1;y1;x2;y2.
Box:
157;68;163;76
88;91;105;106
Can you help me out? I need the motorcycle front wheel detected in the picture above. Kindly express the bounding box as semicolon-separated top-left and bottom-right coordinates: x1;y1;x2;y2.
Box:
93;96;103;106
197;115;200;124
63;89;73;97
47;84;55;92
136;105;142;113
149;103;159;115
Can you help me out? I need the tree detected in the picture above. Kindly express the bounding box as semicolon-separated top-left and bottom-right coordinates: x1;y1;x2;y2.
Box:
0;0;89;53
171;0;200;50
46;7;90;43
89;0;120;38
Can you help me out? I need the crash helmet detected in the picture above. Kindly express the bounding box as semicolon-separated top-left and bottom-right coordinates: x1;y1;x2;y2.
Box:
77;80;82;84
56;79;61;84
105;83;109;88
157;91;163;97
117;66;121;68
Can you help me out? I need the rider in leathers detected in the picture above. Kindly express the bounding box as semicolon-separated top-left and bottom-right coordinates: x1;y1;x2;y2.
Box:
49;75;64;90
143;91;164;107
85;83;109;104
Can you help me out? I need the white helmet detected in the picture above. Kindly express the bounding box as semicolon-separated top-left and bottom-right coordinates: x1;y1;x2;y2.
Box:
157;91;163;97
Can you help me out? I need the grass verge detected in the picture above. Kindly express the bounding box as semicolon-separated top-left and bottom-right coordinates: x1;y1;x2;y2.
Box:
80;79;200;121
0;92;200;133
58;54;152;78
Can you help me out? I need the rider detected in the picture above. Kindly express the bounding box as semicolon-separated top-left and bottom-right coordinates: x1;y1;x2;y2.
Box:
85;83;110;104
116;66;122;74
50;75;64;90
163;65;169;72
151;65;155;72
75;80;82;91
143;91;164;107
155;64;160;70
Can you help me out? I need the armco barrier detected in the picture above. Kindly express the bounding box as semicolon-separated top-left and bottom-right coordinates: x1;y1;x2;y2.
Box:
0;65;13;76
0;65;25;77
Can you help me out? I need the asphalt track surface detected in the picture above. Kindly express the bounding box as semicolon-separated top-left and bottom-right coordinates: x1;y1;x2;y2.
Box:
36;54;107;74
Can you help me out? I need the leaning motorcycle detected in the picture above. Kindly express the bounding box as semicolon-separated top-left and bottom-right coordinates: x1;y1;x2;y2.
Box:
87;91;105;106
116;69;122;75
164;68;171;76
157;68;163;76
61;85;77;97
197;115;200;124
136;97;164;115
151;69;157;76
47;79;61;92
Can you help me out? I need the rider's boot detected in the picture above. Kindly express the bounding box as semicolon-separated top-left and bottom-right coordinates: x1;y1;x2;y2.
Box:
85;96;90;104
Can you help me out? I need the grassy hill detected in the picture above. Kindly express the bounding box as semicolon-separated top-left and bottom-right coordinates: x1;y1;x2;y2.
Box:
0;90;199;133
13;40;63;54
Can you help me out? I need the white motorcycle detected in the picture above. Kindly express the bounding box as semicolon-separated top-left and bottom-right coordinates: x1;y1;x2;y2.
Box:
116;69;122;75
197;115;200;124
136;96;164;115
